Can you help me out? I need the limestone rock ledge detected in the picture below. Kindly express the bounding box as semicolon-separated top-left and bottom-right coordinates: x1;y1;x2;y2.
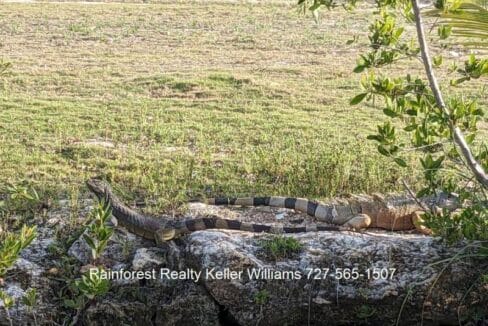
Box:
183;230;487;325
1;225;486;325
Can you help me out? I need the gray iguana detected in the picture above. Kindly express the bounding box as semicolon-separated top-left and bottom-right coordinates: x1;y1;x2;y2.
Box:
86;179;458;242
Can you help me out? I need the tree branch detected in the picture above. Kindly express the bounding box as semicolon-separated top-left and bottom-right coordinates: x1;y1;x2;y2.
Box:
401;178;430;211
411;0;488;189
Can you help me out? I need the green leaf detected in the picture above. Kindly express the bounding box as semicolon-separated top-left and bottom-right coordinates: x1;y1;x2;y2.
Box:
417;188;431;198
404;124;417;131
367;135;382;141
346;36;358;44
389;145;399;155
83;235;96;250
465;133;476;144
350;93;368;105
405;109;417;116
377;145;390;156
451;76;470;86
433;55;443;67
438;25;452;40
394;157;408;167
309;3;321;11
472;108;483;116
383;108;397;117
433;155;445;168
353;65;366;73
63;299;78;308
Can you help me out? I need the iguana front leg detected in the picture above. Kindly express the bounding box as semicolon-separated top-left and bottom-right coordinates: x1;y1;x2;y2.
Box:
411;211;433;235
341;214;372;230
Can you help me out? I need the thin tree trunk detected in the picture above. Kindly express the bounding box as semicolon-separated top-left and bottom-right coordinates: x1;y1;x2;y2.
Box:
411;0;488;189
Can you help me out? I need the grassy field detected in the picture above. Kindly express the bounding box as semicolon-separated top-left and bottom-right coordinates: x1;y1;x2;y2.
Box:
0;0;486;212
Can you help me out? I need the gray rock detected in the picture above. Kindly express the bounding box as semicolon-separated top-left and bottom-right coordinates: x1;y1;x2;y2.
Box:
183;230;487;325
132;247;166;270
1;225;64;325
2;204;487;325
82;282;219;326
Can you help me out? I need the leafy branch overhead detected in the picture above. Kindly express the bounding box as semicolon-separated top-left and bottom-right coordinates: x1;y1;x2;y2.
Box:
305;0;487;241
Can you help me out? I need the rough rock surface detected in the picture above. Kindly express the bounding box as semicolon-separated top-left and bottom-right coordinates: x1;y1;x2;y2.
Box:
184;230;487;325
1;202;486;325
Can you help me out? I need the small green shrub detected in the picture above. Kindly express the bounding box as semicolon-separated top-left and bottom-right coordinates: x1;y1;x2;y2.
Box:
22;288;38;326
0;225;37;277
0;225;36;326
423;204;488;243
83;199;114;262
260;235;303;260
0;182;42;216
64;267;110;326
75;267;110;301
254;289;269;305
0;290;14;326
355;305;377;319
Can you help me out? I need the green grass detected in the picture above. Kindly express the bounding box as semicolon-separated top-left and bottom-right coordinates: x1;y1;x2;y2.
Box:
259;235;303;260
0;1;486;213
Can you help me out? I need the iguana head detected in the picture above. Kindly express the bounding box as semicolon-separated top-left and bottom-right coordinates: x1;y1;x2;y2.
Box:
86;178;111;200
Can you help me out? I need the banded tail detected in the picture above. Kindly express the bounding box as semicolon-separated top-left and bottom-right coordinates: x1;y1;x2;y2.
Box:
204;196;346;224
157;216;343;241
